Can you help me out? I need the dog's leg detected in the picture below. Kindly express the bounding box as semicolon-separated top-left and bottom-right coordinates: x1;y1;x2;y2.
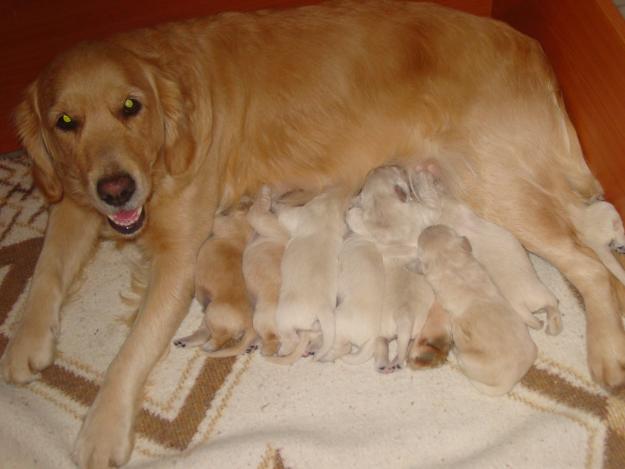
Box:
73;249;196;468
506;213;625;388
1;198;101;383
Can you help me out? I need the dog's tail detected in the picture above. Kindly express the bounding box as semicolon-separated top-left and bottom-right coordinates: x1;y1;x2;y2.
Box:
266;332;312;365
340;339;375;365
313;310;336;361
204;329;258;358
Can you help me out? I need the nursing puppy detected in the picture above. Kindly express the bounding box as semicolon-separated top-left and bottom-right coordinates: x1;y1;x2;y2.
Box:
173;205;255;356
243;186;288;357
348;166;451;369
270;187;349;364
409;167;562;334
572;200;625;286
319;233;385;365
417;225;538;396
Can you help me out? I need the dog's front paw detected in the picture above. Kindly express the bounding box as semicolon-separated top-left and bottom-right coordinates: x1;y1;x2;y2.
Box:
73;394;134;469
587;325;625;389
1;321;56;384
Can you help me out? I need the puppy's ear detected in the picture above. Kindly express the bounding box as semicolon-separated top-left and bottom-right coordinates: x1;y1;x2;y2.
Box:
14;83;63;202
154;72;198;175
394;184;408;203
460;236;472;253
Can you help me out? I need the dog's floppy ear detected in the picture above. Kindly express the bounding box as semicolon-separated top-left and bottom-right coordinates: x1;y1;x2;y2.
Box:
154;71;198;175
14;83;63;202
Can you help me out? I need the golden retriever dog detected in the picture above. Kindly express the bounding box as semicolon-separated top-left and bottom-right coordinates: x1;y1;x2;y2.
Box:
173;204;256;356
417;225;538;395
243;186;289;357
3;1;624;466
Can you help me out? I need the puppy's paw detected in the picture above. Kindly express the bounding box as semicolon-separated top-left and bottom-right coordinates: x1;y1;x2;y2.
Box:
73;394;134;469
1;321;56;384
173;338;188;348
408;335;451;370
376;364;397;374
587;325;625;389
545;309;563;336
245;344;259;354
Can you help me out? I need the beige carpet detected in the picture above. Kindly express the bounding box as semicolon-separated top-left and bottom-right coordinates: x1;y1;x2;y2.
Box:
1;152;624;468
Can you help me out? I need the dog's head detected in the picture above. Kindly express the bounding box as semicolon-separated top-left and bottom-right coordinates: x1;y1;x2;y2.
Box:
417;224;472;273
15;41;195;237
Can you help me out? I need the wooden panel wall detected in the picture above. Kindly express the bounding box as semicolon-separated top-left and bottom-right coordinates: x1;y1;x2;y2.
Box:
492;0;625;215
0;0;490;154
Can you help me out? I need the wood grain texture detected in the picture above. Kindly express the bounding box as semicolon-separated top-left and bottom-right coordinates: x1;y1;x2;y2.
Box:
492;0;625;215
0;0;490;154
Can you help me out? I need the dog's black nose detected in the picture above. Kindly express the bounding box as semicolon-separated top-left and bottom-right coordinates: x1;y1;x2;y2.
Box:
97;173;136;207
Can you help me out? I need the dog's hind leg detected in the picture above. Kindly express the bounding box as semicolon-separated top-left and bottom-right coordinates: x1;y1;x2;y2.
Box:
485;195;625;388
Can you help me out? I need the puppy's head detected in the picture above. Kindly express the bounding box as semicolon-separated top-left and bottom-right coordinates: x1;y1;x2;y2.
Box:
417;224;472;273
15;41;196;237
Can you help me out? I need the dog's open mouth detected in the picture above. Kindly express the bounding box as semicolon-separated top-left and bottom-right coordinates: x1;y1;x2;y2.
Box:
107;207;145;235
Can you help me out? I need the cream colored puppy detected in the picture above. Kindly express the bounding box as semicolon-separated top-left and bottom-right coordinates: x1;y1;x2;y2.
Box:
270;187;349;365
417;225;537;396
571;199;625;286
409;167;562;335
174;205;255;356
319;233;385;366
347;166;451;370
243;186;288;357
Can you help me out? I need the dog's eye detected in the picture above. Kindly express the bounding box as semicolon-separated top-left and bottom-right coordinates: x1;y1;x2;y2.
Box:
122;98;142;116
56;113;77;131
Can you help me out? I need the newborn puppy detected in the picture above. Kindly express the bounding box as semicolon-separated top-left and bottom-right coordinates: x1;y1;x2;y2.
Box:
417;225;537;396
243;186;288;357
410;167;562;335
270;187;349;364
174;204;255;356
347;166;451;370
319;233;385;365
572;199;625;286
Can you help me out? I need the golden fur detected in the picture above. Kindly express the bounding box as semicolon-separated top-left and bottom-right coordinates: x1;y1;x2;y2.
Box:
3;1;625;467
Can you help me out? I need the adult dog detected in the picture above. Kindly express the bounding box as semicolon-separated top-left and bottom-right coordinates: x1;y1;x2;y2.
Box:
3;1;625;467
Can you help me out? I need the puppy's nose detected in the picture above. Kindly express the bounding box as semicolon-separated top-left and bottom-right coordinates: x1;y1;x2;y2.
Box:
97;172;136;207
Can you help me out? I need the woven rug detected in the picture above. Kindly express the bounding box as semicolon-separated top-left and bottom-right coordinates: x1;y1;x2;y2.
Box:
1;152;624;468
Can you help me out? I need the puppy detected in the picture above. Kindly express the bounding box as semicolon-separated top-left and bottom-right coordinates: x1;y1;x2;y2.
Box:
243;186;289;357
417;225;537;396
319;233;385;365
409;167;562;335
173;205;256;356
571;199;625;286
347;166;451;370
269;187;349;364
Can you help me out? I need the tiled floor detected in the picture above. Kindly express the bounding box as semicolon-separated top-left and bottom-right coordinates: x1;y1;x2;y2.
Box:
615;0;625;18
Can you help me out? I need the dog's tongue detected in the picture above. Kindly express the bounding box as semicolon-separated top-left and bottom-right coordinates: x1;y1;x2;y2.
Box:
109;208;142;227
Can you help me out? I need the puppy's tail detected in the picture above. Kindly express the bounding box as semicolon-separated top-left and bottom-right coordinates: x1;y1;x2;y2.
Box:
203;329;258;358
266;332;312;365
313;311;336;361
340;339;375;365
